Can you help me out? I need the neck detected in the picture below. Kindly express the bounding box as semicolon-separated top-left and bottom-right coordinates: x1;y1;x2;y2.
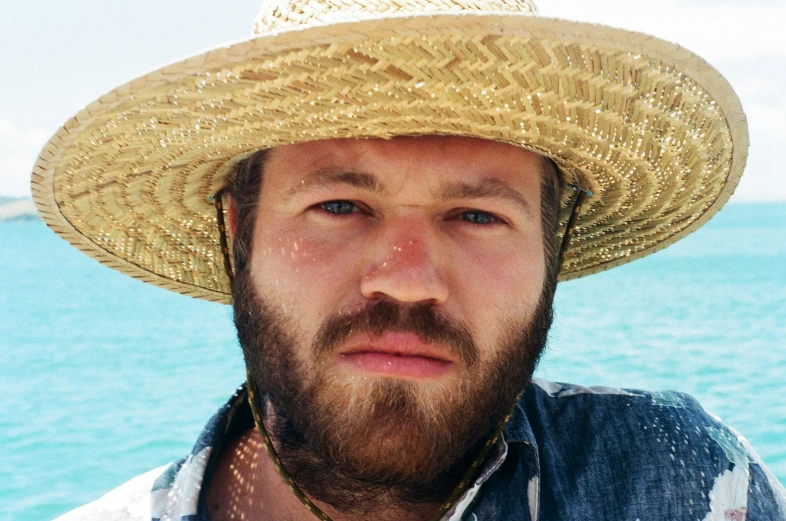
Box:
206;427;447;521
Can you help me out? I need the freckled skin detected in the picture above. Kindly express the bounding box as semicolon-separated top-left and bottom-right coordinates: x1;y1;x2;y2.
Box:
249;136;547;363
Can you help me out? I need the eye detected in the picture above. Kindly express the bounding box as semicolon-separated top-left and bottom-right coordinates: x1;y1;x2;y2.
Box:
459;210;501;225
319;200;358;215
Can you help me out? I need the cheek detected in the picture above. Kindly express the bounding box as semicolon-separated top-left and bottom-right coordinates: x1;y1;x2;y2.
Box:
448;239;545;349
454;235;545;299
250;226;360;312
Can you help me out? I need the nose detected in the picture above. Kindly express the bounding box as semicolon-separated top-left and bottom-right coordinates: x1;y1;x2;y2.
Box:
360;214;449;305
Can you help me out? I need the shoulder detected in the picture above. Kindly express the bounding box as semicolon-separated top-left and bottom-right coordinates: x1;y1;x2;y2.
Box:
52;464;171;521
523;379;761;468
527;377;722;426
521;379;786;519
524;377;715;439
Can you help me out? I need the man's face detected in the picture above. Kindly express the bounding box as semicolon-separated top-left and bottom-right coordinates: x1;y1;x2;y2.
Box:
233;136;554;504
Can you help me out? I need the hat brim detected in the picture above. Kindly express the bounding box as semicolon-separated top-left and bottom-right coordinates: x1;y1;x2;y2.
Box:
31;13;747;303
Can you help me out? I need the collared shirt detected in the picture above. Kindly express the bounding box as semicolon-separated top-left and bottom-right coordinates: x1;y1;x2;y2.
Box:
55;379;786;521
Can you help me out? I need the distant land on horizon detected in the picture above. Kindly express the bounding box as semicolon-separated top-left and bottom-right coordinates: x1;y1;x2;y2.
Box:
0;196;39;221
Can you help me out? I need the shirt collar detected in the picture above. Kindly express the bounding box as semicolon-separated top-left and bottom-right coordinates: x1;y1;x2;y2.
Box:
502;383;539;447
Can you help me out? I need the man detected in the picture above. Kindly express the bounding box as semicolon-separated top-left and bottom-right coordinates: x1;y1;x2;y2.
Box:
36;0;785;520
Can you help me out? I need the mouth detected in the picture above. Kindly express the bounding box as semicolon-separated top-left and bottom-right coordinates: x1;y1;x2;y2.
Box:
337;332;457;379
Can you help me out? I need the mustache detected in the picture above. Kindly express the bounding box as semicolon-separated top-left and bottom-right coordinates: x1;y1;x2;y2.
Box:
312;300;479;368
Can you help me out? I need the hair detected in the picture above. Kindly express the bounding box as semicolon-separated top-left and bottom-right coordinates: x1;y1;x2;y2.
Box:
227;146;564;294
539;156;563;290
228;149;270;278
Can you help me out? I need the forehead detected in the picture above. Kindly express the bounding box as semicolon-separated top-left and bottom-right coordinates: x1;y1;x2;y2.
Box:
261;136;544;197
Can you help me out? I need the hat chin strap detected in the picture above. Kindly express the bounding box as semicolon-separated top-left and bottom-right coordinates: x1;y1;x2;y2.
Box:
557;184;592;273
223;186;589;520
212;188;234;289
246;373;334;520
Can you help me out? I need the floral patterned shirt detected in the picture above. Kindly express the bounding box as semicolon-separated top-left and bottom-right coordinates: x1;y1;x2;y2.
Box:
55;379;786;521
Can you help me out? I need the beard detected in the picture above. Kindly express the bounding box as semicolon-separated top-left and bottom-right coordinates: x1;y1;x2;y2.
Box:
233;268;554;513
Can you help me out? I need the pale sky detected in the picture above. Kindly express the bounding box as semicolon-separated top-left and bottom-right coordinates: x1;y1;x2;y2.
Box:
1;0;784;200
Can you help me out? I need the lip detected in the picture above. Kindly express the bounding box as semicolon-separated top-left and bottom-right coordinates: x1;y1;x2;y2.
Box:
337;332;457;379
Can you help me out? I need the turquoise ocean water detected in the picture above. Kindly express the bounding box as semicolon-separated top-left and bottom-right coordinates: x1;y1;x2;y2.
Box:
1;203;785;520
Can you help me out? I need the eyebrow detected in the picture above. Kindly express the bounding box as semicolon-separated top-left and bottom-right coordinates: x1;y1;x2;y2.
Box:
284;169;381;201
284;168;532;216
439;179;532;216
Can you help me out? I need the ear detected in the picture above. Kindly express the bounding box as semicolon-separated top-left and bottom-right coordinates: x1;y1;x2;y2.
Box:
227;195;237;242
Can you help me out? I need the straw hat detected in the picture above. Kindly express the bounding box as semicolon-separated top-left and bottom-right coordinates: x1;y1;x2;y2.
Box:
31;0;747;304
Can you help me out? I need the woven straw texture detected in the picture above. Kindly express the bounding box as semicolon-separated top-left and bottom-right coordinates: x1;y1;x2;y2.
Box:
31;0;747;304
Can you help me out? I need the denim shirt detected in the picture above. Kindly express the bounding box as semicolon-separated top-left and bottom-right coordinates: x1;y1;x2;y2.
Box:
55;379;786;521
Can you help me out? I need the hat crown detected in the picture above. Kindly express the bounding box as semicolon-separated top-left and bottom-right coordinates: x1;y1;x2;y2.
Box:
252;0;539;35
